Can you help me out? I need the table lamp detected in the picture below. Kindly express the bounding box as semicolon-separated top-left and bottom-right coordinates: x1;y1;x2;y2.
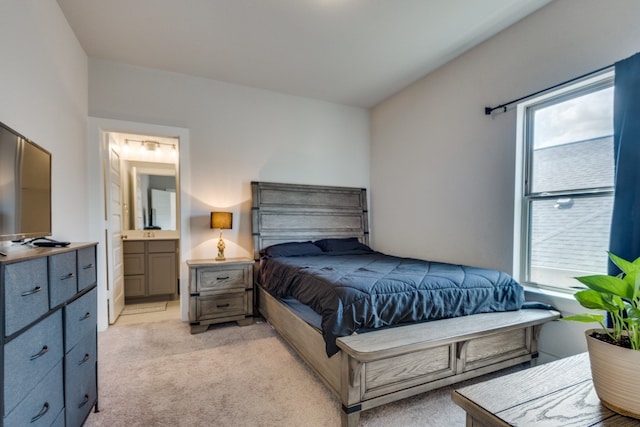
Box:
210;211;232;260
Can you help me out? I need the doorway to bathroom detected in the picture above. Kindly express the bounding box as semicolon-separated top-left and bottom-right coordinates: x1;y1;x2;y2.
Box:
87;118;191;332
109;132;180;323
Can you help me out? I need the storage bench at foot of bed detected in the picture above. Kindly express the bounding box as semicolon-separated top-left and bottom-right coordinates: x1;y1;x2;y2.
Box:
336;309;560;426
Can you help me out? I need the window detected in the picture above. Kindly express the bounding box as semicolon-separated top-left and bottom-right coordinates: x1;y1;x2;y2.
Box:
516;71;614;292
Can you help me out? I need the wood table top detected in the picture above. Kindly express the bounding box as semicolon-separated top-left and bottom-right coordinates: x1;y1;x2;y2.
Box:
452;352;640;426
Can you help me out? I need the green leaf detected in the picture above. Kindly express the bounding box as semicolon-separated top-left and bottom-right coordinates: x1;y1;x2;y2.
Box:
562;313;605;323
609;252;637;275
576;274;634;300
633;273;640;301
608;253;640;300
630;255;640;268
606;295;626;312
627;307;640;324
573;289;608;310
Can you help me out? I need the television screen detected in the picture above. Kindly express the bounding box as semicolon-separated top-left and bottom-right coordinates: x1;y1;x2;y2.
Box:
0;122;52;241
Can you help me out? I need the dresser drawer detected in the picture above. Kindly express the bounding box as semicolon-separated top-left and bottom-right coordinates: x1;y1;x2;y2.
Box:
65;331;97;427
50;407;66;427
3;360;64;427
77;246;97;291
192;292;245;322
193;266;249;293
4;257;49;337
4;310;63;416
49;251;78;307
65;287;97;352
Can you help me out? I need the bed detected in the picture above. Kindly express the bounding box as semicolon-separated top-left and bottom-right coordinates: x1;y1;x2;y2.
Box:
251;181;560;426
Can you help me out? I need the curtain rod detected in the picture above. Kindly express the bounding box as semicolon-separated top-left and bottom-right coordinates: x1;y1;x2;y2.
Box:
484;64;613;116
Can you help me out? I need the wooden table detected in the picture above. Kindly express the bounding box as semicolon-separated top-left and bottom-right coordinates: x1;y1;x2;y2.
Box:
451;352;640;426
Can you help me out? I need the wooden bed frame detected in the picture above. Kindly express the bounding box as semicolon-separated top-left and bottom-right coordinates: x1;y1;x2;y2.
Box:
251;181;560;426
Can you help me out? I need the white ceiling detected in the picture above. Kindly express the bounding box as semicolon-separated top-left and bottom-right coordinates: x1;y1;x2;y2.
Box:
57;0;552;108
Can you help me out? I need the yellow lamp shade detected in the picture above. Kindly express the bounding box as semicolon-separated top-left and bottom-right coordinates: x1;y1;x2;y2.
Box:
210;212;232;230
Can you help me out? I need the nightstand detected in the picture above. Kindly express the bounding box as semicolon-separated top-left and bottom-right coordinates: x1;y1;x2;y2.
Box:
186;257;255;334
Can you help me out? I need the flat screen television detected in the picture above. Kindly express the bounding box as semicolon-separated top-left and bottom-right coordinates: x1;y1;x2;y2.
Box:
0;121;52;242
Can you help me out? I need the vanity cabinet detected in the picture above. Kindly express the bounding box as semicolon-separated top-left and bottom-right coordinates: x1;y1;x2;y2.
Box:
1;243;98;427
187;258;254;334
124;239;178;302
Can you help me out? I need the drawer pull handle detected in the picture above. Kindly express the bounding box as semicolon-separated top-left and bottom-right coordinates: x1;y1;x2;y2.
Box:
78;394;90;408
83;263;95;270
216;276;230;280
30;402;50;423
81;312;92;320
60;273;76;280
217;303;230;308
79;353;91;365
30;345;49;361
21;286;43;297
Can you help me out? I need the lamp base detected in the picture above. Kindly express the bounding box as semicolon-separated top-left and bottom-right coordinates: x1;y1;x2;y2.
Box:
216;234;226;261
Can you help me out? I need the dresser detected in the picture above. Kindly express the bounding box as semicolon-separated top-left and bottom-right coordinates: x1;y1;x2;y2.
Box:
123;239;178;302
187;258;254;334
1;243;98;427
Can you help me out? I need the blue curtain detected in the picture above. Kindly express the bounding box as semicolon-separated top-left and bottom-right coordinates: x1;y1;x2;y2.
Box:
609;52;640;274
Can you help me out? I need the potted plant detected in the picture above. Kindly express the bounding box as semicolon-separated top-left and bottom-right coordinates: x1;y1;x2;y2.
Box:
563;252;640;419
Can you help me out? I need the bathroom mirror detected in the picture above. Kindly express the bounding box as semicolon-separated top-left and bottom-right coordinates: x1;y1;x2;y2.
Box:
122;161;178;231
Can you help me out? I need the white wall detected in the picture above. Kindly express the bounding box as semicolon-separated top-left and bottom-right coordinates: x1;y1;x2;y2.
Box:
0;0;89;243
88;59;370;265
370;0;640;362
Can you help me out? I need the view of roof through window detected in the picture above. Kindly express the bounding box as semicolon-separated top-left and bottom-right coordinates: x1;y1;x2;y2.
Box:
528;85;614;290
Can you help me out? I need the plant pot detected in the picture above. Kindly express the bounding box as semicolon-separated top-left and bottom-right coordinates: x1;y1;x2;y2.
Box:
586;328;640;419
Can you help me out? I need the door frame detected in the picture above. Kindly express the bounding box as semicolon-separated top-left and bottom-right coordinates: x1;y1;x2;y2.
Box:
88;117;191;331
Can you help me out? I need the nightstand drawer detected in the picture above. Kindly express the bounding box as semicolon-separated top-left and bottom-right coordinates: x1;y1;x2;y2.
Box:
194;267;248;292
192;292;245;321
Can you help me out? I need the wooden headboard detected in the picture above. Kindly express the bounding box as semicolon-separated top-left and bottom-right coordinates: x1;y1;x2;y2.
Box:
251;181;369;260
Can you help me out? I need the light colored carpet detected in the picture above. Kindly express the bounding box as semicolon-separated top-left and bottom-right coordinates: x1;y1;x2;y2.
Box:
85;318;522;426
121;302;168;315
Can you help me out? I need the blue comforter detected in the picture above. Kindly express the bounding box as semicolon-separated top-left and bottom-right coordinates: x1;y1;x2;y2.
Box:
258;251;524;357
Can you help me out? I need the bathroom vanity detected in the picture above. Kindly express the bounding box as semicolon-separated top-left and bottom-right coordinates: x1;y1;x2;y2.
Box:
123;239;178;302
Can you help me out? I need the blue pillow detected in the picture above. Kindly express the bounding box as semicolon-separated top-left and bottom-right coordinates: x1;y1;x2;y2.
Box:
313;238;373;253
260;241;323;258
